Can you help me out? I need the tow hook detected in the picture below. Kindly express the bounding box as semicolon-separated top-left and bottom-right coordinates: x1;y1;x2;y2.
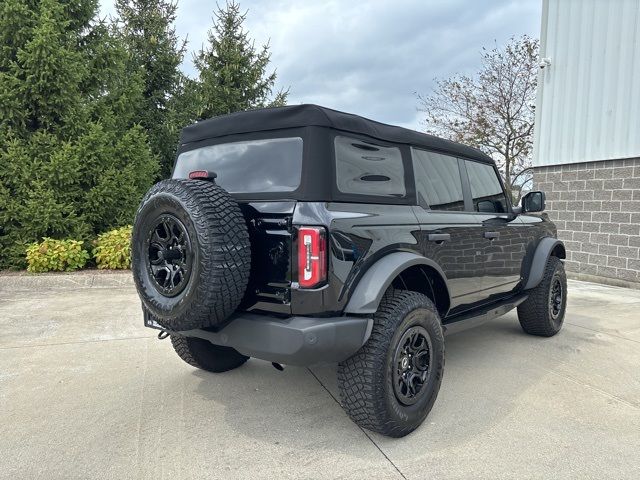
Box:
271;362;284;371
158;330;170;340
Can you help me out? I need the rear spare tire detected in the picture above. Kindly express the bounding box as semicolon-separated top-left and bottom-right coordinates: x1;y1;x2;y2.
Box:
132;179;251;330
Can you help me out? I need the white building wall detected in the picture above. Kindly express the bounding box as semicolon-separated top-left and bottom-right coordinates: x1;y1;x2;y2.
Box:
533;0;640;167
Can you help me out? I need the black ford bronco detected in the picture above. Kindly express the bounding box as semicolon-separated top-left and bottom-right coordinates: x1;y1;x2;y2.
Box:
132;104;567;437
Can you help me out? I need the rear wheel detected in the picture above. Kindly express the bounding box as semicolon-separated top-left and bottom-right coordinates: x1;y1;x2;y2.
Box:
517;256;567;337
170;335;249;373
337;290;445;437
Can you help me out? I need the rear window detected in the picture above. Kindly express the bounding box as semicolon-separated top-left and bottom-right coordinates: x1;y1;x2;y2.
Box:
173;137;303;193
335;136;405;197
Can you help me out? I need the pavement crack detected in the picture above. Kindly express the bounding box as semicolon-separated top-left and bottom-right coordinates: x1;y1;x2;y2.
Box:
0;335;153;350
134;340;149;478
307;368;408;480
565;321;640;345
543;368;640;411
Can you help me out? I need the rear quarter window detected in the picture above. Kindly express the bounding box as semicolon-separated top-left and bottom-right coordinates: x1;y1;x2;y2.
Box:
173;137;303;193
335;136;405;197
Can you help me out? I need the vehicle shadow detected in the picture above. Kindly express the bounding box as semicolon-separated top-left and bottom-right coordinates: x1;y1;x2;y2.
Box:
177;311;574;455
371;312;577;453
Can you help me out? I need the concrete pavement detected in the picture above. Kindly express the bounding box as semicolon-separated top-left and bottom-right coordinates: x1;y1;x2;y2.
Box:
1;274;639;479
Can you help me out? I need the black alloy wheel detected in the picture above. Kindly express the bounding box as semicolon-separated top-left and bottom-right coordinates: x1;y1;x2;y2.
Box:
549;277;563;320
392;326;433;406
147;215;192;297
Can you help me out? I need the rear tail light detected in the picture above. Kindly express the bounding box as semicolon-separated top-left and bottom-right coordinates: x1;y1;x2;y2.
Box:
297;226;327;288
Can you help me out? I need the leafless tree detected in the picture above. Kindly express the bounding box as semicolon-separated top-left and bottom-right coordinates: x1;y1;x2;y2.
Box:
417;35;538;203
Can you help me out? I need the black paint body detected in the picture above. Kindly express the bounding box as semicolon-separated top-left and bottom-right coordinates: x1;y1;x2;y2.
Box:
233;200;555;326
172;105;560;328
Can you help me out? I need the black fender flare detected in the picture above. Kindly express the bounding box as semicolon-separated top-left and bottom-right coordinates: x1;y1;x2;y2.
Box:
523;237;566;290
344;251;451;315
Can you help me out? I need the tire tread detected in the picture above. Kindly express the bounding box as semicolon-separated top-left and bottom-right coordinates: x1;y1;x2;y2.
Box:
337;290;444;437
170;334;248;373
517;256;566;337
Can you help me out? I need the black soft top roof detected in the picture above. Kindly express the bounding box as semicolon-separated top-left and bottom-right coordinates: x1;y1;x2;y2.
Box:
180;104;493;163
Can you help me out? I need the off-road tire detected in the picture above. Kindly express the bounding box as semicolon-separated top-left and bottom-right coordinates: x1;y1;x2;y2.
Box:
517;256;567;337
337;290;445;438
170;335;249;373
132;179;250;331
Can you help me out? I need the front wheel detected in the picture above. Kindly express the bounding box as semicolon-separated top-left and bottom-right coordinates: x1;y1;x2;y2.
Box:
517;256;567;337
337;290;445;438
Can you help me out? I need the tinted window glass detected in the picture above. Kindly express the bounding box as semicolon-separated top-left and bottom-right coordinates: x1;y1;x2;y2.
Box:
335;136;405;197
173;137;303;193
412;149;465;211
466;161;508;213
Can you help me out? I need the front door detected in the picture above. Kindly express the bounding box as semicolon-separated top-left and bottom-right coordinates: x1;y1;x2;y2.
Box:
462;160;529;298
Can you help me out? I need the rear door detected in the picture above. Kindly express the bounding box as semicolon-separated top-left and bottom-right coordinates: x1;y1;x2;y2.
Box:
461;160;529;298
172;136;306;314
411;149;486;312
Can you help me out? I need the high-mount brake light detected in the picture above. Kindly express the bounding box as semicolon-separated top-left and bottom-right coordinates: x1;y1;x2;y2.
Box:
188;170;217;181
297;227;327;288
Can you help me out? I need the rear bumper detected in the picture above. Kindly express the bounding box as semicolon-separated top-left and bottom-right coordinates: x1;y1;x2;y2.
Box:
145;312;373;366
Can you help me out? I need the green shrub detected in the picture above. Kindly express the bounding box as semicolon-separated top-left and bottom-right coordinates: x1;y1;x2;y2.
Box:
26;238;90;273
93;226;132;269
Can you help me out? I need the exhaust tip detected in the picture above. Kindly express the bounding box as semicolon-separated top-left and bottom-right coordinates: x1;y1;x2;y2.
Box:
271;362;284;371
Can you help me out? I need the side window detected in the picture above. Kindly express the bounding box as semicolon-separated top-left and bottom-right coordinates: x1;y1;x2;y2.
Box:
412;149;465;211
465;161;508;213
335;136;405;197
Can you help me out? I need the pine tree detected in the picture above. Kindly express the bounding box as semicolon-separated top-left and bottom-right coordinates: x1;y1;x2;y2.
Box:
0;0;157;268
191;1;288;121
115;0;187;177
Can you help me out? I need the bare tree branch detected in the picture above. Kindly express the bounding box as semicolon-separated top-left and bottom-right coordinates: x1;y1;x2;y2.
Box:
417;36;538;202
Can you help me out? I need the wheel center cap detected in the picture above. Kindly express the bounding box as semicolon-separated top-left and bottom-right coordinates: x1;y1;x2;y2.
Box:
163;248;182;262
401;356;409;370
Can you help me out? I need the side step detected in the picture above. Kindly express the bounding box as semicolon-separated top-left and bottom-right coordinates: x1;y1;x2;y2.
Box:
443;293;528;336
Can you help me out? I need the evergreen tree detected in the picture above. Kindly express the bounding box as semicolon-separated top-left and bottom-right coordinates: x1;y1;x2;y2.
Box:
191;1;288;121
0;0;157;268
115;0;187;177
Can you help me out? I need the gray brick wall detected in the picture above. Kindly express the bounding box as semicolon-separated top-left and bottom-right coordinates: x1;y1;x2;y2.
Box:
533;157;640;285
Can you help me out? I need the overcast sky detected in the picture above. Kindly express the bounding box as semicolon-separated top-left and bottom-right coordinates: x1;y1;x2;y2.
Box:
100;0;542;130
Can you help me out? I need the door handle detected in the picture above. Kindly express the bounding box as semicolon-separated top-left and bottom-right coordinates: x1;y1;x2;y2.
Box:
484;231;500;239
428;233;451;242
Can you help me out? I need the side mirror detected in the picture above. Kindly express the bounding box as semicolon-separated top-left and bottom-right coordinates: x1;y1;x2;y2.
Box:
521;191;546;213
477;200;496;213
